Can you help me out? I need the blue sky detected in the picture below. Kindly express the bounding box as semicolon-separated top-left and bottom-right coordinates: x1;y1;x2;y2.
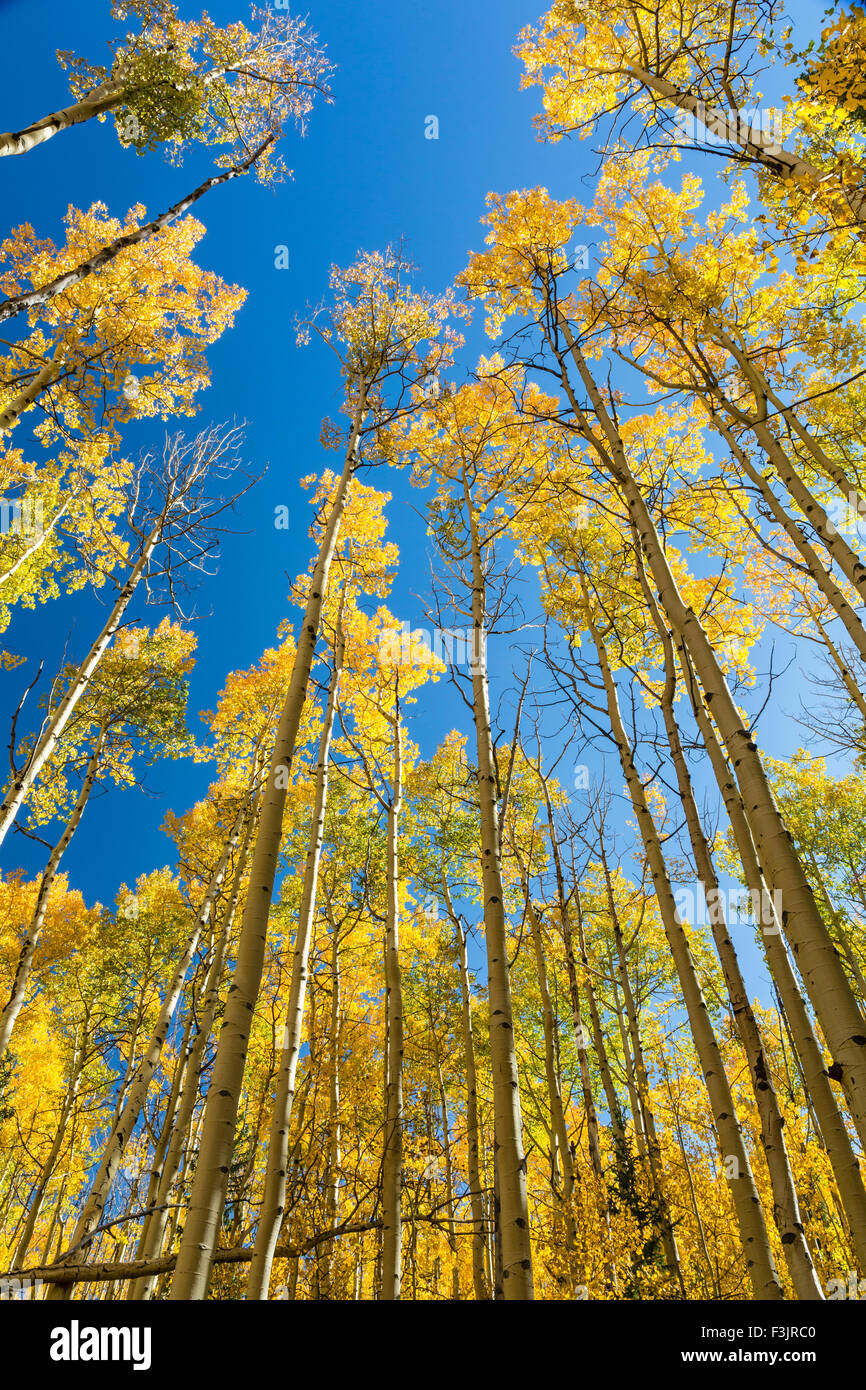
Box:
0;0;837;1007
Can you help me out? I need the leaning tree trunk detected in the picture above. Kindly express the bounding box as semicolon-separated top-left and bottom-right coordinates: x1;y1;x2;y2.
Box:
0;141;273;327
513;847;578;1278
11;1036;83;1269
807;604;866;732
639;560;824;1297
0;523;161;847
552;322;866;1155
128;792;258;1300
0;727;105;1057
0;64;228;159
538;786;605;1182
245;634;344;1300
170;396;366;1301
748;415;866;606
586;603;784;1300
0;79;129;157
626;64;866;236
598;841;686;1296
720;341;866;520
47;797;249;1300
712;415;866;668
679;644;866;1272
125;1007;195;1294
318;925;343;1300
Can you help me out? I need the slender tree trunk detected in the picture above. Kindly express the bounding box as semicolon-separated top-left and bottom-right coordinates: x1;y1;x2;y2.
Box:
48;799;249;1300
318;925;343;1299
0;65;229;159
444;886;490;1300
245;633;344;1299
599;846;686;1295
723;346;866;520
0;729;105;1056
491;1150;505;1300
633;532;825;1297
463;468;534;1300
170;399;366;1301
0;80;129;157
125;1010;195;1299
749;417;866;605
679;645;866;1271
381;708;404;1301
552;323;866;1153
661;1050;720;1297
807;604;866;727
513;846;578;1274
537;787;605;1181
802;855;866;1005
626;64;866;235
585;603;784;1299
714;416;866;667
0;525;161;846
0;140;273;326
0;495;72;589
573;887;629;1151
40;1176;68;1270
129;795;256;1300
430;1031;460;1300
570;885;622;1295
609;967;646;1156
11;1040;83;1269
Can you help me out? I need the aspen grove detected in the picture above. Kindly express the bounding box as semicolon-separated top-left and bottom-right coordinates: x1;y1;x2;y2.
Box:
3;0;866;1304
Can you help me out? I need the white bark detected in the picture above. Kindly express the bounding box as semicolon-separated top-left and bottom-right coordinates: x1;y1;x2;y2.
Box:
245;636;343;1299
170;398;365;1300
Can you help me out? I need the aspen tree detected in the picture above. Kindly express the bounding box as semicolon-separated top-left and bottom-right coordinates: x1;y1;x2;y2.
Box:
380;698;404;1300
584;598;784;1299
10;1034;84;1271
0;141;273;329
512;841;578;1274
533;293;866;1153
678;645;866;1272
442;881;491;1299
171;256;458;1298
0;4;328;169
518;1;866;240
631;539;824;1298
592;826;686;1294
245;626;344;1298
337;610;442;1300
0;427;245;846
393;364;563;1297
47;794;251;1300
0;734;104;1058
129;789;260;1299
0;213;244;438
